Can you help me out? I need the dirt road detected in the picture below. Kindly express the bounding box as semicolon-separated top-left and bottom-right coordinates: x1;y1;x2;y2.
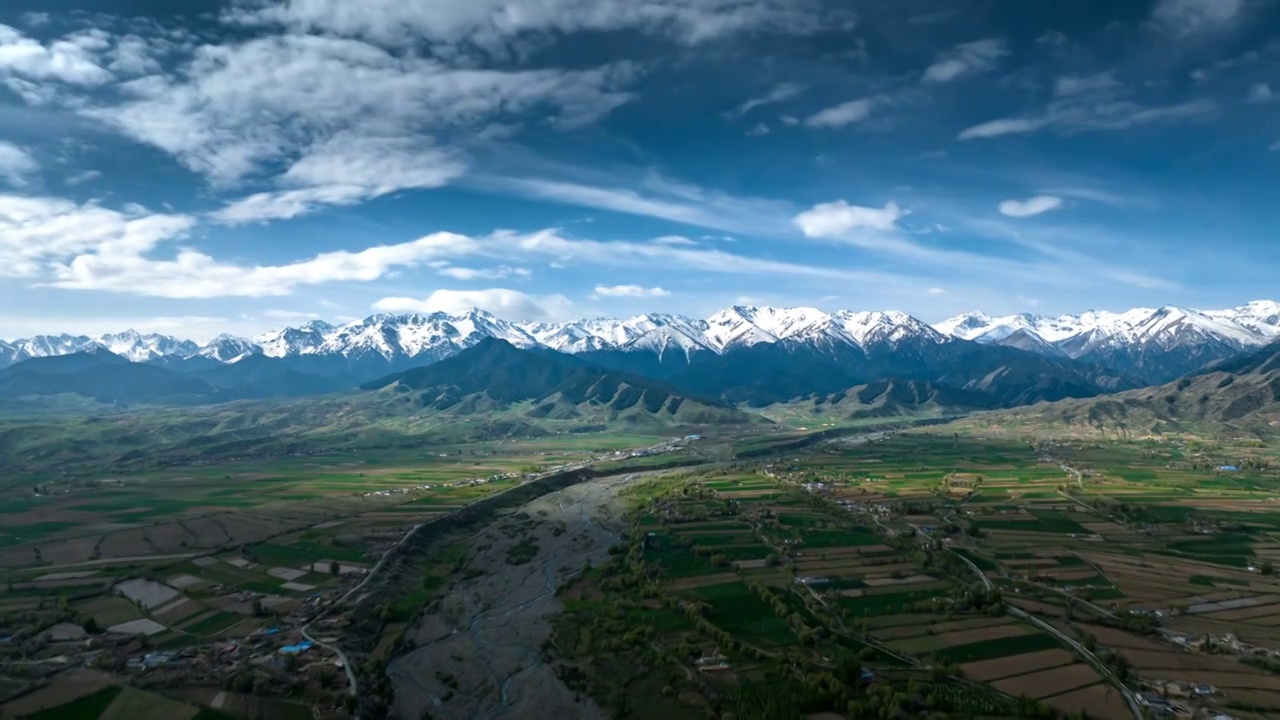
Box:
387;475;639;720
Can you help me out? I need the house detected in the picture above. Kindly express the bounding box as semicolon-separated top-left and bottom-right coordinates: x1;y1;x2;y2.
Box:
1218;465;1241;472
1193;684;1217;696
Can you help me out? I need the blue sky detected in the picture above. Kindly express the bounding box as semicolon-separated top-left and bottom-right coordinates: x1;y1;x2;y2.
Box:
0;0;1277;341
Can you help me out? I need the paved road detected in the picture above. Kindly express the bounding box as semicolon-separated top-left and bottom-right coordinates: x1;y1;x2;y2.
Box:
949;550;1143;720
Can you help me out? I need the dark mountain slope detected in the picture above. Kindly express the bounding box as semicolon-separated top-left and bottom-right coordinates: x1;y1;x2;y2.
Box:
0;350;215;404
968;341;1280;437
363;338;756;426
653;340;1135;408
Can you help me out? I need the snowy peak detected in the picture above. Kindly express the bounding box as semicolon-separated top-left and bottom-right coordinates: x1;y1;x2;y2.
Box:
4;302;1279;381
312;310;539;361
936;305;1273;354
703;306;787;351
935;303;1280;383
96;330;199;362
197;335;264;363
255;321;336;358
829;310;945;348
1206;300;1280;338
934;312;994;340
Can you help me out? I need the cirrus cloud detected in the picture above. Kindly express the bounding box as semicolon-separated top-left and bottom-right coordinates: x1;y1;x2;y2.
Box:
922;38;1007;83
804;96;880;128
0;142;37;186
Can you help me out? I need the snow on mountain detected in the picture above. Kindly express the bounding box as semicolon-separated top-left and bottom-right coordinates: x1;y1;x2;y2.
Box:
96;330;199;362
5;334;95;362
829;310;946;349
934;312;996;341
703;306;784;351
196;335;264;363
934;304;1279;383
1205;300;1280;338
4;301;1278;375
936;305;1273;356
620;316;715;357
938;311;1098;345
703;306;844;351
256;321;337;358
0;332;197;365
314;310;539;362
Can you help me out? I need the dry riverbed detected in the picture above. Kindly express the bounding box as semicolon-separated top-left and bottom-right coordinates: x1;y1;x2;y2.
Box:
388;475;638;720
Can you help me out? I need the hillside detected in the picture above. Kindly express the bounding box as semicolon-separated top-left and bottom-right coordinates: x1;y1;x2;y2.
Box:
0;350;217;404
0;341;758;475
966;341;1280;437
766;378;995;423
364;339;755;426
646;340;1134;408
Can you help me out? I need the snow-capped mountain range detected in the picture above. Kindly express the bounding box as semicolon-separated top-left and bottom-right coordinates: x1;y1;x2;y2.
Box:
3;301;1278;385
936;301;1280;382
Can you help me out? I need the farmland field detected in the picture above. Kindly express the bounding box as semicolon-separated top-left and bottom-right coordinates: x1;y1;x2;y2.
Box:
6;423;1280;719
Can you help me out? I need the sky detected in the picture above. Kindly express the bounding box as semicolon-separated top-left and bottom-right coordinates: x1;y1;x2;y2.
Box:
0;0;1277;341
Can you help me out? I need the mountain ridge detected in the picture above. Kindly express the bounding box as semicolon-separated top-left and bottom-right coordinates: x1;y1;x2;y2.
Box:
4;301;1276;389
967;340;1280;437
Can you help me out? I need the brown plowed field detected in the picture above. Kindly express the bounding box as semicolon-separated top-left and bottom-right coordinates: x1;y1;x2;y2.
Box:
993;663;1099;699
959;648;1074;682
931;622;1028;647
1041;682;1130;720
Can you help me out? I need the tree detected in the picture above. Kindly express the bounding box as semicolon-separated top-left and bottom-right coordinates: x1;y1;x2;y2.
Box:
251;598;264;617
330;560;341;576
1262;561;1274;575
82;617;100;634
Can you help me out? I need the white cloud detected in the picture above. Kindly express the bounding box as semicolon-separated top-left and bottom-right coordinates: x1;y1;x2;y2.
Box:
959;99;1214;140
0;23;113;85
1271;140;1280;152
0;142;37;186
926;287;946;295
958;118;1045;140
1247;82;1274;104
998;195;1064;218
84;34;635;186
483;175;793;236
212;134;467;223
211;185;378;224
227;0;831;49
804;96;879;128
591;284;671;298
0;194;195;278
1053;71;1121;98
746;122;770;136
436;265;529;280
64;169;102;186
652;235;697;245
503;229;901;284
793;200;906;237
372;288;573;321
726;82;806;120
1151;0;1244;36
922;38;1007;83
107;35;163;76
48;231;484;298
